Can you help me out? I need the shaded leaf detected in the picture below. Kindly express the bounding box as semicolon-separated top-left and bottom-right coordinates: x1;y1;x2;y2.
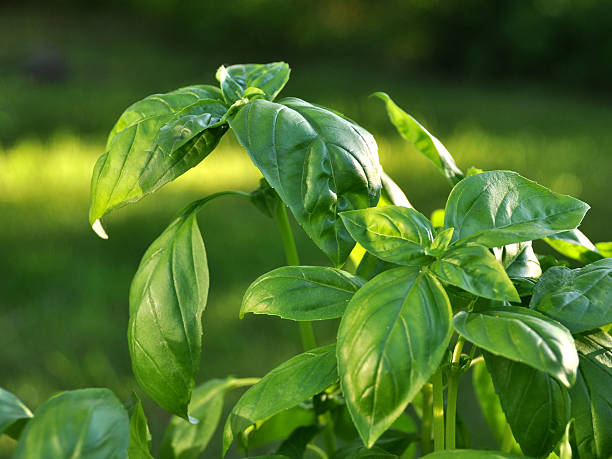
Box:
216;62;290;103
245;405;316;450
126;395;153;459
421;451;524;458
276;424;321;459
494;241;542;280
0;387;33;439
337;267;452;446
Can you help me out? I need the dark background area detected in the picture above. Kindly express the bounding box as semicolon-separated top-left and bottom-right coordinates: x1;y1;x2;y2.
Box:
1;1;610;457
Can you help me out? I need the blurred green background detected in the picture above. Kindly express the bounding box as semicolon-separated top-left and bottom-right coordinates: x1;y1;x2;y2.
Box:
1;1;610;457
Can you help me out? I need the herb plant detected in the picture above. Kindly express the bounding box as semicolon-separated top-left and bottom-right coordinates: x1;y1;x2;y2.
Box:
2;62;611;459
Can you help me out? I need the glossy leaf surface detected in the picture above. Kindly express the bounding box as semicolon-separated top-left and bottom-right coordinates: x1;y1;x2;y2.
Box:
223;344;337;455
544;229;603;263
530;258;612;333
569;332;612;459
127;396;153;459
444;171;590;247
160;378;235;459
337;267;452;446
453;307;578;386
89;85;227;227
15;389;129;459
429;243;520;301
241;266;364;321
485;353;570;457
372;92;463;184
340;206;434;265
216;62;290;103
0;387;32;438
128;202;209;418
230;97;381;266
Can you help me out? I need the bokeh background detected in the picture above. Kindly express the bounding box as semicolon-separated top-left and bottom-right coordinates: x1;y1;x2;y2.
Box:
1;1;611;457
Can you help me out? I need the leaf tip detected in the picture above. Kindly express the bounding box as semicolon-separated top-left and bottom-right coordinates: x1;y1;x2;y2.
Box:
92;219;109;240
369;91;389;102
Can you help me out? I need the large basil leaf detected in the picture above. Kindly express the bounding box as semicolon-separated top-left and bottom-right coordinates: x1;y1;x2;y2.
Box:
160;378;235;459
223;344;337;455
241;266;364;321
372;92;463;185
485;353;570;457
453;307;578;387
340;206;434;266
570;332;612;459
543;229;603;264
229;97;382;266
216;62;290;104
128;201;209;418
337;267;452;447
126;395;153;459
0;387;33;439
421;451;524;458
444;171;590;248
530;258;612;333
15;389;129;458
429;243;520;302
89;85;228;232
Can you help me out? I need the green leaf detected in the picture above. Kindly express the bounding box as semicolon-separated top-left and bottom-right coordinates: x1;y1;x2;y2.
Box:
128;201;209;418
380;171;412;208
530;258;612;333
340;206;435;266
276;424;321;459
126;395;153;459
428;227;454;255
444;171;590;248
216;62;290;104
569;332;612;459
159;378;237;459
543;229;603;264
332;446;398;458
14;388;129;458
223;344;338;455
429;243;520;302
337;267;452;447
484;353;570;457
595;242;612;257
241;266;364;321
494;241;542;280
421;451;524;458
229;97;381;266
0;387;33;439
372;92;463;185
245;405;316;450
471;361;521;453
453;307;578;387
89;85;228;231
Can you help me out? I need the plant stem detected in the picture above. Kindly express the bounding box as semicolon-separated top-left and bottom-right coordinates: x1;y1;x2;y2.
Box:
432;368;445;451
307;443;329;459
445;337;465;450
421;383;433;455
229;377;261;388
274;204;317;351
320;412;337;456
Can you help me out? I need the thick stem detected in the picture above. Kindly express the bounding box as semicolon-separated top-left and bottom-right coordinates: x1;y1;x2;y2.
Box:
432;369;445;451
274;204;317;351
421;383;433;455
445;337;465;450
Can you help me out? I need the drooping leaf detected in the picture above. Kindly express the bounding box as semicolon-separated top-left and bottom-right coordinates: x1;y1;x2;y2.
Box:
159;378;236;459
229;97;382;266
485;353;570;457
429;243;520;302
89;86;228;230
340;206;435;266
216;62;290;104
444;171;590;248
569;332;612;459
530;258;612;333
421;451;524;458
245;405;316;450
128;201;209;418
0;387;33;439
543;229;603;264
453;307;578;387
14;389;129;458
471;361;521;453
493;241;542;280
372;92;463;185
380;172;412;208
223;344;338;455
276;424;322;459
241;266;364;321
126;395;153;459
337;267;452;447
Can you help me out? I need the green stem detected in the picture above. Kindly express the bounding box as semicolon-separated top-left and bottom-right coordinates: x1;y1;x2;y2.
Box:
274;203;316;351
228;377;260;388
320;412;337;456
445;337;465;450
432;368;445;451
307;443;329;459
421;383;433;455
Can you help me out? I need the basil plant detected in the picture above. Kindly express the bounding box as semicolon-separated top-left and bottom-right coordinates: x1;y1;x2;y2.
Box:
2;62;611;459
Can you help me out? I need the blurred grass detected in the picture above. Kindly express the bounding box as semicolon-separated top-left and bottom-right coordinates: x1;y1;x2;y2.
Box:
1;8;611;458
